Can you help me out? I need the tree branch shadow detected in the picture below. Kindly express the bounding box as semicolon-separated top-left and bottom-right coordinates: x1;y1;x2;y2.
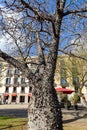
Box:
0;123;27;130
63;112;87;124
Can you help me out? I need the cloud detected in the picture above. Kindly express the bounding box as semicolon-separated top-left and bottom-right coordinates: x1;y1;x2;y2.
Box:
0;35;13;52
0;36;7;51
0;4;23;54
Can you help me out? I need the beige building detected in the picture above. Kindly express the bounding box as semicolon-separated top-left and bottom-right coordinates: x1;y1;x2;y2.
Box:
0;56;87;105
0;58;31;104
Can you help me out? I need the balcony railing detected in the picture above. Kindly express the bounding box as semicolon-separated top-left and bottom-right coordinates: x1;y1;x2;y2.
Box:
5;84;11;87
5;90;9;93
21;90;25;93
13;82;19;87
13;90;17;93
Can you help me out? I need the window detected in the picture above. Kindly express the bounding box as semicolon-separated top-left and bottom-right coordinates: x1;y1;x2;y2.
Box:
20;96;25;103
7;69;12;75
13;87;17;93
60;68;67;78
73;77;79;85
21;77;25;84
61;77;67;88
29;86;32;92
21;87;25;93
60;65;67;87
14;78;18;84
6;78;11;84
5;87;9;93
73;77;79;92
14;69;19;74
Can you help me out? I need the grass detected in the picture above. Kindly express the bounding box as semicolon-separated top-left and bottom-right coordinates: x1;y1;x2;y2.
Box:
0;116;87;130
0;116;27;130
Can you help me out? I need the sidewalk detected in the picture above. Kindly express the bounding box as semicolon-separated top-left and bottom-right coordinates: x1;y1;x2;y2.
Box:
0;103;28;109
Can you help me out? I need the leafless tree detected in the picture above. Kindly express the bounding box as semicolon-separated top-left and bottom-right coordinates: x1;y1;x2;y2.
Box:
0;0;87;130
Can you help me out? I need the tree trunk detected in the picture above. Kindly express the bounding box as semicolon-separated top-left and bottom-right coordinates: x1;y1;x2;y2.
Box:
81;94;87;107
27;18;63;129
27;75;63;130
79;88;87;107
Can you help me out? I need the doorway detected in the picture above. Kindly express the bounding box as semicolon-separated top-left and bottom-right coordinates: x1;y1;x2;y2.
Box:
20;96;25;103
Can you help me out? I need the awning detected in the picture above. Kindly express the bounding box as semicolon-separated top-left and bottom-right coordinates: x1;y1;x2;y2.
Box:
12;93;17;96
4;93;9;97
28;93;32;97
55;87;75;94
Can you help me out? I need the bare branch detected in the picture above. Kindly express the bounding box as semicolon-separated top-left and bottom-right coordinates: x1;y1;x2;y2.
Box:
58;49;87;61
0;49;33;78
64;8;87;16
20;0;54;22
5;31;25;61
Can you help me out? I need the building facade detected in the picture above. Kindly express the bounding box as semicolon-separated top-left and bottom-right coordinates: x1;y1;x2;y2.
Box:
0;56;87;105
0;58;31;104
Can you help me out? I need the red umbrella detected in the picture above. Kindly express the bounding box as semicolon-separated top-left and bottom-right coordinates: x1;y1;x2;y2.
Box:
55;87;75;94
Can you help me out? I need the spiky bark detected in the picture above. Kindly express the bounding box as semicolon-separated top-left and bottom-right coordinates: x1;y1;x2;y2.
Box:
27;32;63;129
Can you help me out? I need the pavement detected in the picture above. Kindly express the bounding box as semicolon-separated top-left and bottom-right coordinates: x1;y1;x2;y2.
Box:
0;103;28;109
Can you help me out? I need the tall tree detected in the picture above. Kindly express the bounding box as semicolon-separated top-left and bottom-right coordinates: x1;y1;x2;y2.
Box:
0;0;87;130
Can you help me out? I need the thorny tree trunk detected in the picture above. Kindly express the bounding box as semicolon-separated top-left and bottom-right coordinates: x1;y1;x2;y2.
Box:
28;73;63;130
27;27;63;130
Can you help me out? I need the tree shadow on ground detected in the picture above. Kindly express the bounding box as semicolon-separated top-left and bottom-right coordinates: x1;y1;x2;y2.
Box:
63;112;87;124
0;123;27;130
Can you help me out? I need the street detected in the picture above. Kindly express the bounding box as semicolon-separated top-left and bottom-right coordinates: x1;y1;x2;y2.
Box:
0;104;87;119
0;109;28;118
0;104;28;118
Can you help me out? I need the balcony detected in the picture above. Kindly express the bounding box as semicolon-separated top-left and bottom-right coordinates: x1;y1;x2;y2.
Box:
6;73;13;77
21;90;25;93
13;82;19;87
5;90;9;93
13;90;17;93
21;86;25;93
20;82;26;87
5;83;11;87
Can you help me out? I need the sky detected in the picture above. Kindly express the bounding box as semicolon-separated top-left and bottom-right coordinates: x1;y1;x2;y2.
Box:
0;36;8;51
0;3;23;53
0;0;87;55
